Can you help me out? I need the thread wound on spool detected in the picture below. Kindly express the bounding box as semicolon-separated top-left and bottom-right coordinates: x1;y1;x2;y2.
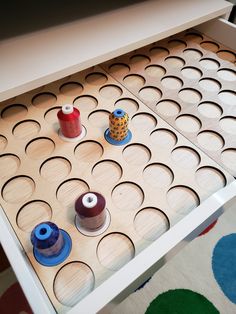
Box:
57;105;82;138
75;192;106;230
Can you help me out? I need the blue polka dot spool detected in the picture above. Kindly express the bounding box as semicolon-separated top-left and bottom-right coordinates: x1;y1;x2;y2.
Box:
105;108;132;145
31;221;72;267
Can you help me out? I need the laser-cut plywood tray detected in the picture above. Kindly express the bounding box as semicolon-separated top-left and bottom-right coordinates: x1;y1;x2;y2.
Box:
0;63;234;312
102;30;236;177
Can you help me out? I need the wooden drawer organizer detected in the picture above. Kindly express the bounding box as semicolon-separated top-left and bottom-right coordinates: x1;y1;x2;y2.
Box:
0;29;235;313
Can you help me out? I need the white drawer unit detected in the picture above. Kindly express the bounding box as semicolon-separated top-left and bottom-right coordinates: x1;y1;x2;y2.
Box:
0;1;235;314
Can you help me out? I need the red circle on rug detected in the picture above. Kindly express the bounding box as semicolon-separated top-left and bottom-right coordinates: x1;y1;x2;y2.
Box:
0;282;32;314
199;220;218;236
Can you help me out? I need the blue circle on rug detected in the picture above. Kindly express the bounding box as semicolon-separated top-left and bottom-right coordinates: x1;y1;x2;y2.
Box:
212;233;236;304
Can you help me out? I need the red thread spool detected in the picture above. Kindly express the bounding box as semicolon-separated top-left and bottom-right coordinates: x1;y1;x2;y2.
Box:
75;192;106;230
57;104;82;138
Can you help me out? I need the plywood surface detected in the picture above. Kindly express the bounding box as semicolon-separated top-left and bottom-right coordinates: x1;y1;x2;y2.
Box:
0;0;232;102
102;30;236;177
0;64;234;312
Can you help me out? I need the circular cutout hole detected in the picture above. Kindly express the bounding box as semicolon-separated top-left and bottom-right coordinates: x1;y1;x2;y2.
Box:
143;163;173;188
197;131;224;151
40;157;71;182
168;39;187;49
134;208;169;241
196;166;226;194
199;58;220;70
44;107;61;125
0;135;7;152
123;144;151;166
114;98;139;114
85;72;108;85
139;87;162;102
1;104;28;121
198;102;222;119
132;113;157;131
165;56;185;68
13;120;41;139
161;76;183;90
54;262;95;307
171;146;200;168
200;41;219;52
123;74;146;89
181;67;202;80
156;100;181;117
60;82;83;96
88;110;110;129
149;47;169;59
218;90;236;106
17;200;52;232
183;48;203;60
0;154;20;179
74;140;103;163
130;54;150;65
57;179;89;208
217;69;236;81
26;137;55;159
145;65;166;78
178;88;202;104
109;63;130;75
217;50;236;63
32;93;57;109
73;95;98;112
219;116;236;134
221;149;236;172
199;78;221;92
92;160;122;185
175;115;201;133
184;32;203;42
99;84;122;99
112;182;144;211
97;233;135;271
150;129;177;149
2;176;35;204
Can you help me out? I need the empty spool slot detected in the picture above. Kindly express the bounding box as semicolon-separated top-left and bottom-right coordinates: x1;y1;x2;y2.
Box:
150;129;177;149
197;131;224;151
92;160;122;186
200;41;219;52
184;32;203;43
171;146;200;169
132;113;157;131
1;104;28;121
32;92;57;109
181;67;202;80
109;63;130;75
138;86;162;102
199;78;221;92
156;100;181;117
0;154;20;179
145;65;166;78
40;157;72;182
168;39;187;50
178;88;202;104
183;48;203;60
218;90;236;106
13;120;41;139
149;47;169;59
216;50;236;63
129;54;151;65
164;56;185;68
44;107;62;125
25;137;55;160
123;74;146;89
199;58;220;70
143;163;174;188
197;102;223;119
221;149;236;173
85;72;108;85
161;76;183;90
134;207;169;241
175;115;202;133
112;182;144;211
54;262;95;307
17;200;52;232
1;175;35;204
74;140;104;163
195;166;226;194
59;82;83;96
97;232;135;271
0;135;7;152
73;95;98;112
123;144;151;166
99;84;123;99
219;117;236;135
217;69;236;81
88;110;110;129
114;98;139;114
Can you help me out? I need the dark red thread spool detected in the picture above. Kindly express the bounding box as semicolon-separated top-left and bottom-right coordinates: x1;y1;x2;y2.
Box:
57;104;82;138
75;192;106;230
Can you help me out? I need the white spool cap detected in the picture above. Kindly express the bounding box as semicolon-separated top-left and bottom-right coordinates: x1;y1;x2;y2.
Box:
62;104;73;114
82;193;98;208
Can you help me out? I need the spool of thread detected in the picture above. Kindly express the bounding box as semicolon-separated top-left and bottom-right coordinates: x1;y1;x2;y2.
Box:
57;104;82;138
75;192;106;230
104;108;132;145
31;221;71;266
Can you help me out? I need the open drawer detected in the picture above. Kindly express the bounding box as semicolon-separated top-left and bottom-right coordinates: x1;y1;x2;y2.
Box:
0;2;236;314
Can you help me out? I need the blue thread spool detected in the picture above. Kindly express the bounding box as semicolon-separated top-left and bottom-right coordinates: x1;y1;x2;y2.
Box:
31;221;71;267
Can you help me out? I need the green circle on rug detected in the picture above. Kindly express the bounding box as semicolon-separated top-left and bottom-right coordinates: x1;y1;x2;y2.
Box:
145;289;219;314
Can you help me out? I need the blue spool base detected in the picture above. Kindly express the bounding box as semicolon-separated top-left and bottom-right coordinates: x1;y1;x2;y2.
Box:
33;230;72;267
104;129;132;146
